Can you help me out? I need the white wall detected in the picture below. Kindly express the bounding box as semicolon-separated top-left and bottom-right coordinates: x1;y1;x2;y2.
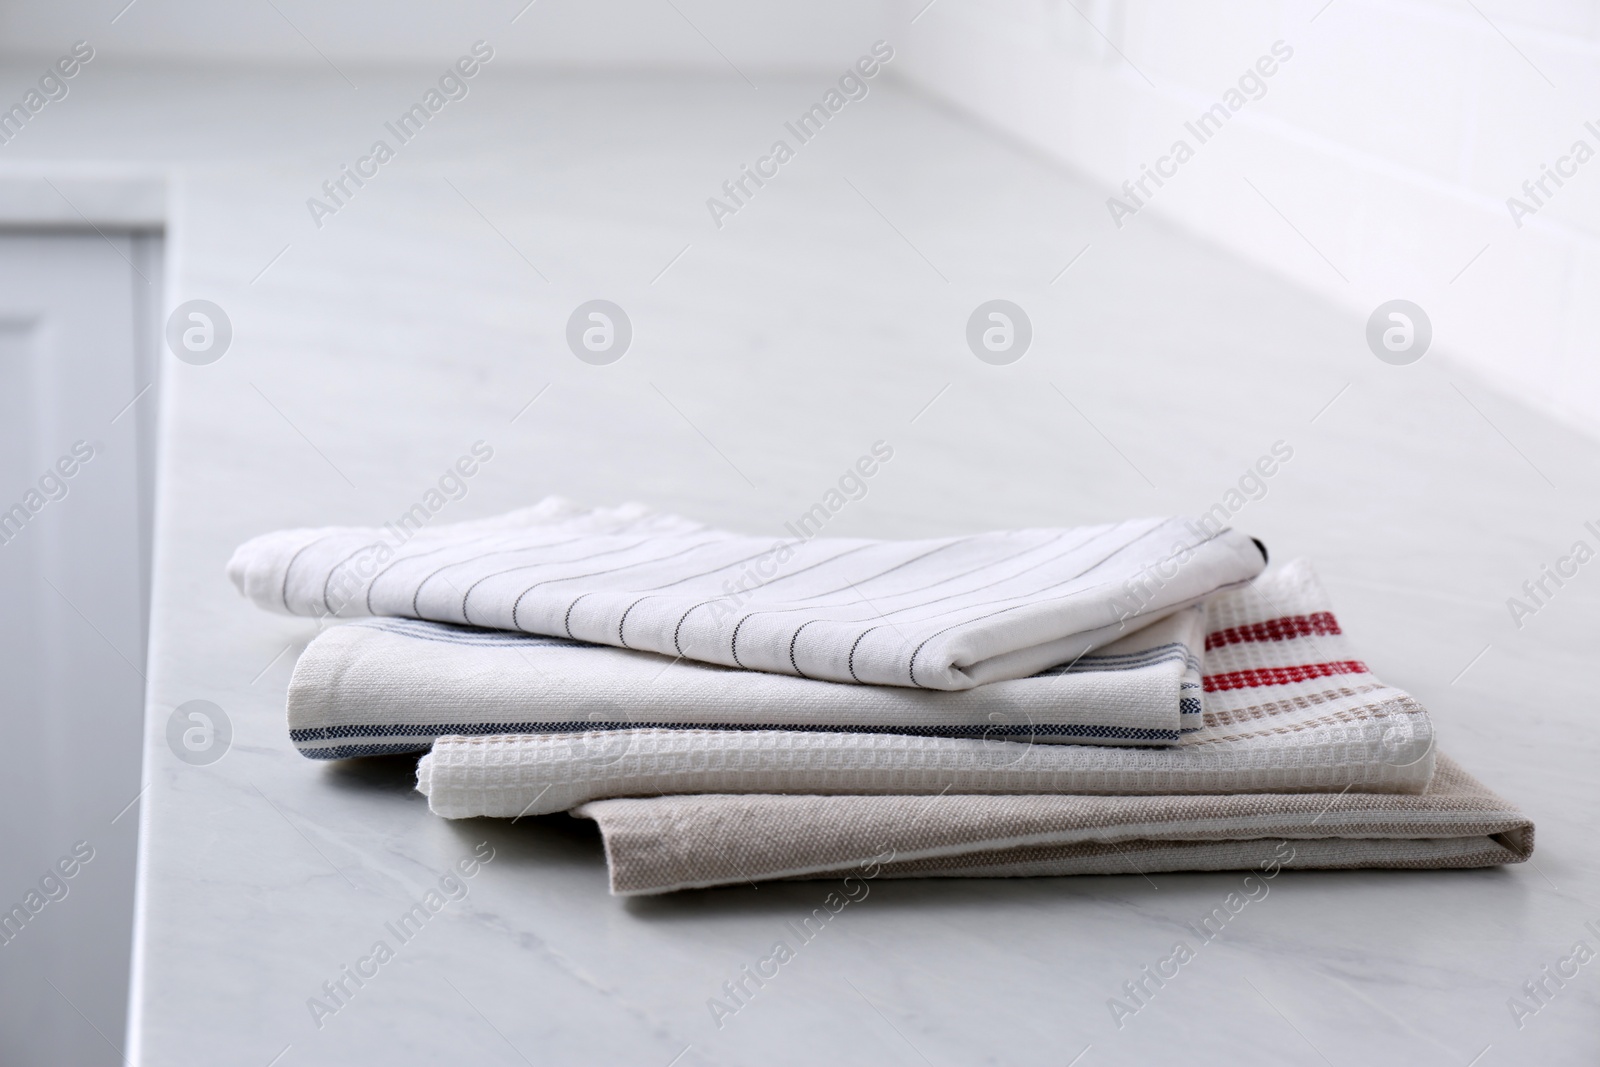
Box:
5;0;1594;435
0;0;891;70
893;0;1600;436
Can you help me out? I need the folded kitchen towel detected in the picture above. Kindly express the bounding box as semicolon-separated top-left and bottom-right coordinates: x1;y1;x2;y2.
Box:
287;606;1206;759
571;754;1531;894
228;496;1266;690
415;560;1439;816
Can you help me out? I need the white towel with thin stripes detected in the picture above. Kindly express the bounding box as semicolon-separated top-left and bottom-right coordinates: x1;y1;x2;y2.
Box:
227;497;1266;690
284;607;1206;759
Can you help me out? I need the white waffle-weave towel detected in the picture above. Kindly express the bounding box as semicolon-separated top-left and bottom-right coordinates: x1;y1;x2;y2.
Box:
416;559;1438;816
228;497;1265;690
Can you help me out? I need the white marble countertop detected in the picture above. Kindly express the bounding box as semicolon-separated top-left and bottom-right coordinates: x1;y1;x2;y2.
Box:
5;60;1597;1065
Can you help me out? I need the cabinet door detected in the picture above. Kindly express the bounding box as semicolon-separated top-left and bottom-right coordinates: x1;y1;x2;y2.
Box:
0;231;159;1067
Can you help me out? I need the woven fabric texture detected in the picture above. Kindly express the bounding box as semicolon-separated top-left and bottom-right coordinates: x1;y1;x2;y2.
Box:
416;560;1437;817
230;496;1265;689
286;606;1205;759
574;754;1531;894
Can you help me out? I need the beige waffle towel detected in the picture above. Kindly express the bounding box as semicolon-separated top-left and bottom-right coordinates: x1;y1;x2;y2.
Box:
575;755;1531;894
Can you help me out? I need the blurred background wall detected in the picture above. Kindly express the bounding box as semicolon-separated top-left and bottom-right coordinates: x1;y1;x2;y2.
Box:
894;0;1600;438
3;0;1591;437
0;0;893;69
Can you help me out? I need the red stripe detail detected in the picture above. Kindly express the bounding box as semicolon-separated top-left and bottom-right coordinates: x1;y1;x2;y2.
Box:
1205;612;1342;651
1203;659;1368;692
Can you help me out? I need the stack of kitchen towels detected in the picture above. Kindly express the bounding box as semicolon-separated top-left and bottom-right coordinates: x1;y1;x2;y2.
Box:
229;498;1533;895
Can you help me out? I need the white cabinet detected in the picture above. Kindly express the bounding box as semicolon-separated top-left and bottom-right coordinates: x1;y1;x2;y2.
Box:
0;231;159;1067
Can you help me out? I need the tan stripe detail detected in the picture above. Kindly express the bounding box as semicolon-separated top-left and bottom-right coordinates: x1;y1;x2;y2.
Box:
1194;692;1427;746
1201;683;1389;729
